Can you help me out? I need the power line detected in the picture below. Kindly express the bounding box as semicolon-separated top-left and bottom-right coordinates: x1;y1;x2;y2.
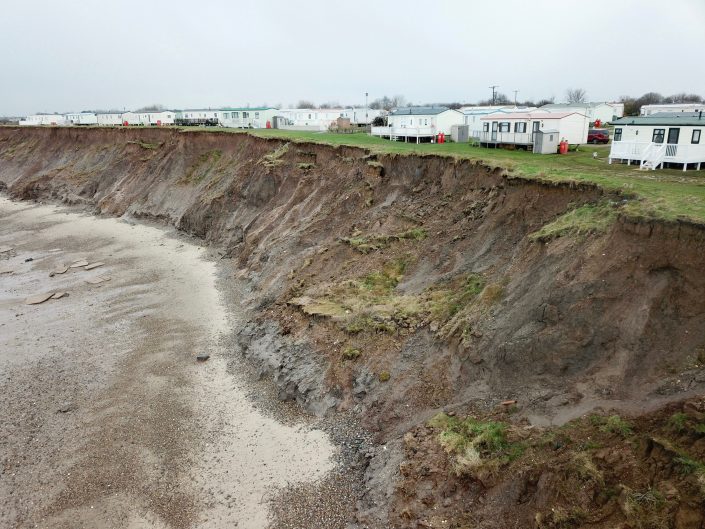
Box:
489;85;499;106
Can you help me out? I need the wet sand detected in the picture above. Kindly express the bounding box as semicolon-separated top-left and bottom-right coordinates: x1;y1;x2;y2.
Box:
0;198;333;529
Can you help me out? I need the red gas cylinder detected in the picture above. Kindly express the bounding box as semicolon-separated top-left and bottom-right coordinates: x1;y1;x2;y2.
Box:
266;120;271;129
157;120;162;126
559;141;569;154
123;121;129;127
594;119;602;128
440;132;445;144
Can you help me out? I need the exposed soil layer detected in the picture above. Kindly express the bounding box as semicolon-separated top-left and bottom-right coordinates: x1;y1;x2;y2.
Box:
1;126;704;528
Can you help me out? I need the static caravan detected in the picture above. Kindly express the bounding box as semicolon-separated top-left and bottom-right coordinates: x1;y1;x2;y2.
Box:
371;107;464;142
144;111;175;126
478;111;589;148
275;109;345;131
174;109;220;126
218;107;278;128
122;111;175;126
640;103;705;116
462;106;537;136
541;102;622;124
609;112;705;171
19;114;67;126
340;108;384;126
96;113;124;126
64;112;98;126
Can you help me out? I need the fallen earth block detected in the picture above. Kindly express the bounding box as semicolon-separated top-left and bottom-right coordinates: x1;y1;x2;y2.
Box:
0;246;13;253
85;276;111;284
49;266;69;277
25;292;55;305
70;260;89;268
196;354;210;362
51;292;68;299
84;262;105;270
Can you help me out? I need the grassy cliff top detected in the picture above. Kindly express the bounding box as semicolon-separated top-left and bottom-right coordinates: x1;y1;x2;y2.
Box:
244;129;705;224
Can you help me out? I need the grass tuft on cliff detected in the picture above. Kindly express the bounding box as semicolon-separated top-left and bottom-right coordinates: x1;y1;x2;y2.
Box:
530;201;619;242
340;228;427;254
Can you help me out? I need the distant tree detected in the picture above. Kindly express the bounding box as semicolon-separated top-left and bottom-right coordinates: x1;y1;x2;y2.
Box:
663;93;703;104
372;116;386;126
390;95;406;108
637;92;664;106
477;92;512;106
519;100;536;107
319;101;340;109
297;100;316;109
369;95;407;111
619;95;639;116
137;104;166;112
566;88;587;103
446;102;462;110
535;97;555;107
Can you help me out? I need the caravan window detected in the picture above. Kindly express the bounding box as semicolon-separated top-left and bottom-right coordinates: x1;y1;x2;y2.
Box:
483;122;489;132
614;128;622;141
514;122;527;133
233;112;239;118
692;130;701;144
652;129;665;143
499;122;510;132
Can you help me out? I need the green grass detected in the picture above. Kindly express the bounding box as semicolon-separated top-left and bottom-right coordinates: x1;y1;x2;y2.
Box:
341;346;361;361
598;415;633;437
428;412;523;475
260;142;289;167
530;201;619;241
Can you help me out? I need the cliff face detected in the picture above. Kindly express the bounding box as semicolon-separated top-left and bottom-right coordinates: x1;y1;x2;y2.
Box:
2;126;705;528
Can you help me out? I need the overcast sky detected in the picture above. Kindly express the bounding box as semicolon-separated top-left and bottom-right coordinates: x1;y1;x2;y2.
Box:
1;0;704;115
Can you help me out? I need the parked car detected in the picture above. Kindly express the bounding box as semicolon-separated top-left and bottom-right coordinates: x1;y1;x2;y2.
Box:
588;128;610;144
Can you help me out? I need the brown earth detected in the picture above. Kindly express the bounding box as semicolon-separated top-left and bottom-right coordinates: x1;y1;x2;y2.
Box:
1;126;704;528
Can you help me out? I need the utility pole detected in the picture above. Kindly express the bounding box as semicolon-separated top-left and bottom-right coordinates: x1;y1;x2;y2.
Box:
365;92;368;124
489;85;499;106
513;90;518;107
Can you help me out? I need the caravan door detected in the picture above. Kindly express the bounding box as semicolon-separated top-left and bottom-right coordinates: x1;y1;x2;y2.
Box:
491;122;498;141
666;128;680;157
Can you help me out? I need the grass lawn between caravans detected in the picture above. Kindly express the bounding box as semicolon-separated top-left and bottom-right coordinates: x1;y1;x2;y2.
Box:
182;127;705;225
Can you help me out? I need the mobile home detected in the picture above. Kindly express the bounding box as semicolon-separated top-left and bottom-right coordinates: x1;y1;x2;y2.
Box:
461;106;537;133
96;113;124;126
640;103;705;116
174;109;220;126
340;108;384;126
19;114;67;126
609;112;705;171
540;102;623;123
477;111;589;148
371;107;464;142
64;112;98;126
122;111;175;126
275;108;345;131
218;107;278;128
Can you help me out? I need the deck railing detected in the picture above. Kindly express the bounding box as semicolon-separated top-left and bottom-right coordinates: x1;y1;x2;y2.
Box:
472;131;534;144
371;126;438;137
609;141;705;169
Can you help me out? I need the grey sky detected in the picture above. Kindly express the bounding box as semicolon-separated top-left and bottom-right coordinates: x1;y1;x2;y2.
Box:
1;0;704;116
